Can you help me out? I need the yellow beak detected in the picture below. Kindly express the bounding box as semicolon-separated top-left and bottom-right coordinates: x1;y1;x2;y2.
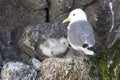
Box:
62;18;71;23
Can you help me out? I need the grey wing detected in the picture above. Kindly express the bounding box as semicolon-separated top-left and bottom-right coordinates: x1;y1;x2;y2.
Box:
68;21;95;47
77;21;95;47
68;21;85;46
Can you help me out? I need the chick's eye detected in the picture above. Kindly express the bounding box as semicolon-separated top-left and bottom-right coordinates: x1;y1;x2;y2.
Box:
73;14;75;16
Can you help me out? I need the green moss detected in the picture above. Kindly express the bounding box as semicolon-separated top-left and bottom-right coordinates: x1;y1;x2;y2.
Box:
89;40;120;80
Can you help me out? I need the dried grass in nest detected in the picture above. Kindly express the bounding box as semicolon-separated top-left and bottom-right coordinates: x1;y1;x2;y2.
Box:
40;56;92;80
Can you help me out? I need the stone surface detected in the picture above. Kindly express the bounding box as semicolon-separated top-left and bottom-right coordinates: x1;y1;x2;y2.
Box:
106;0;120;48
85;1;98;29
48;0;73;21
93;0;120;48
73;0;95;9
96;0;112;45
0;52;3;69
1;62;37;80
0;0;47;32
31;58;42;71
0;24;31;64
0;25;17;62
21;0;48;11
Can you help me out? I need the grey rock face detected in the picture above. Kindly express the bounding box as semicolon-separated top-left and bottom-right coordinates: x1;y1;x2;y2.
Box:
1;62;37;80
31;58;42;71
0;24;31;63
73;0;95;8
21;0;48;11
0;52;3;69
106;0;120;48
48;0;73;21
96;0;112;43
0;25;17;62
95;0;120;48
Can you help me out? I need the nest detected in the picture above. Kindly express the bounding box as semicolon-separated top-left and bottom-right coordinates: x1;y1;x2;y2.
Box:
40;56;92;80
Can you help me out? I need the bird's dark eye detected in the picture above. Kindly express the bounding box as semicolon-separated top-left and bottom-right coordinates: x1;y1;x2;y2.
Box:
73;14;75;16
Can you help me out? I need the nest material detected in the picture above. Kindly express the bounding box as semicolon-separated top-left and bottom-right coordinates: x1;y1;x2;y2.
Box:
40;56;92;80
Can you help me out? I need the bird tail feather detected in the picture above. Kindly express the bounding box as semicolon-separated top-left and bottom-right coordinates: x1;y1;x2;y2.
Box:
81;48;94;55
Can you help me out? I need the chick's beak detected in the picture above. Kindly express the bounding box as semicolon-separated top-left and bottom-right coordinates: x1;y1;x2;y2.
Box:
62;18;71;23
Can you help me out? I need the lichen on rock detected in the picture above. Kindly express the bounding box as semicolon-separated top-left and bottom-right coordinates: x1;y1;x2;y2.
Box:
1;62;37;80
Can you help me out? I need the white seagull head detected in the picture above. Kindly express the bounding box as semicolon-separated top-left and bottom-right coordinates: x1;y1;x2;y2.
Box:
63;8;87;23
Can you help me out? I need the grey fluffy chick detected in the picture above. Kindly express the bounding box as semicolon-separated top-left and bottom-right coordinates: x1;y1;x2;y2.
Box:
39;37;69;57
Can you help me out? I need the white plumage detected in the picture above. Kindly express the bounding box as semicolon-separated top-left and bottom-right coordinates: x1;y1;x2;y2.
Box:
39;37;69;57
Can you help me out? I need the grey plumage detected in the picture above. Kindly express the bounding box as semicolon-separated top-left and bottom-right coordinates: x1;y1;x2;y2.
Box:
68;20;95;48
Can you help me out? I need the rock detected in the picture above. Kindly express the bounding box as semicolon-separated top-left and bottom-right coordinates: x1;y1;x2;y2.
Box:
20;0;48;23
0;25;16;62
21;10;47;24
73;0;95;8
40;57;91;80
11;21;68;60
0;25;11;46
48;0;73;21
0;52;3;69
85;1;98;29
11;0;21;7
96;0;112;45
0;0;25;32
32;58;42;71
0;25;31;63
0;0;47;32
106;0;120;48
1;62;37;80
21;0;48;11
107;21;120;48
94;0;120;48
